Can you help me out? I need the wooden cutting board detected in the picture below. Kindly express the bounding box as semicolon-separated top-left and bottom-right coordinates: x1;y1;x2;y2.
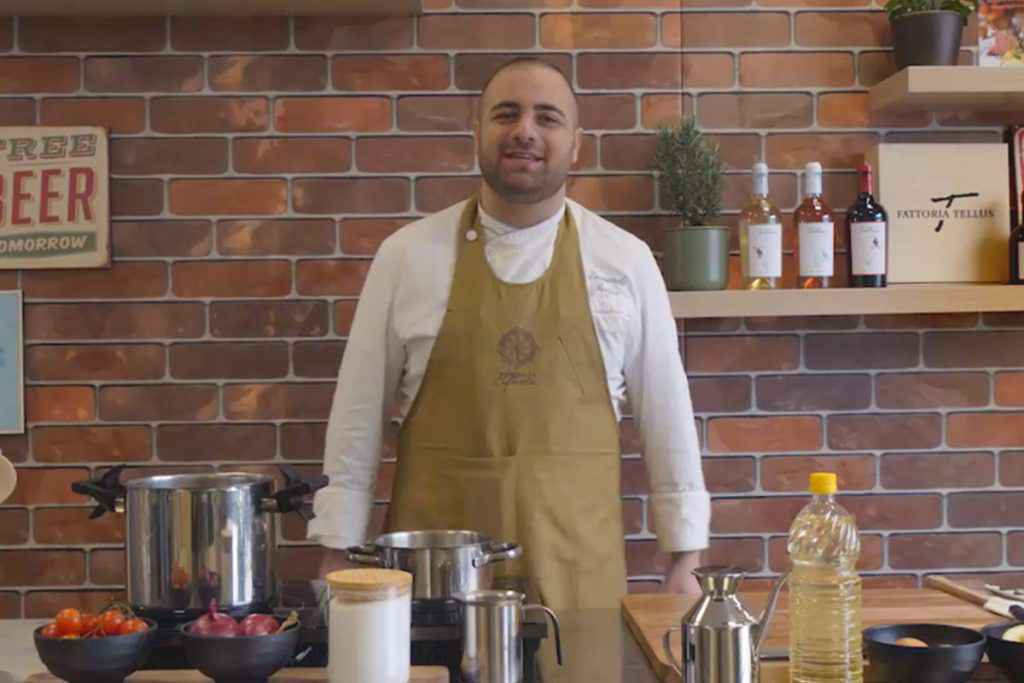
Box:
25;665;450;682
623;588;1007;683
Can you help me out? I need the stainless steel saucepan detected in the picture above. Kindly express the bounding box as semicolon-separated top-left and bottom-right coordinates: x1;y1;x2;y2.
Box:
346;529;521;600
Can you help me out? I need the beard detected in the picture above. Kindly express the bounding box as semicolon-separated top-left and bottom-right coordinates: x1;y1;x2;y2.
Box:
478;147;569;205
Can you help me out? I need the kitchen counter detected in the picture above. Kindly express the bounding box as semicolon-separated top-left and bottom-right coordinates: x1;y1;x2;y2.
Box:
0;609;659;683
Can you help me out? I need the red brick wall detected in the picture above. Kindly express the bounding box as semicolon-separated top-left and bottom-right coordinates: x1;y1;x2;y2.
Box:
1;3;1022;616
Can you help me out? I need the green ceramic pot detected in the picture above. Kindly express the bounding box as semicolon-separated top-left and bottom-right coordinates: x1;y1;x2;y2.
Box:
662;225;730;291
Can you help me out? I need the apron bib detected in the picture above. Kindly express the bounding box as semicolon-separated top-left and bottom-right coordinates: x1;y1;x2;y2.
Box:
386;199;627;610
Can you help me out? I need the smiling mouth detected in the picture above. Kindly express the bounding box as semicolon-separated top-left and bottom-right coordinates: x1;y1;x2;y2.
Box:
503;151;544;162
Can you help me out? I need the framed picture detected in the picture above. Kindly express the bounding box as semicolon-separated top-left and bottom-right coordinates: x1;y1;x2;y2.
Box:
978;0;1024;66
0;126;110;269
0;291;24;434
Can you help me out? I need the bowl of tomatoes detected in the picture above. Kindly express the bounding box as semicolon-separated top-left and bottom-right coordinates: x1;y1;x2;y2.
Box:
33;604;156;683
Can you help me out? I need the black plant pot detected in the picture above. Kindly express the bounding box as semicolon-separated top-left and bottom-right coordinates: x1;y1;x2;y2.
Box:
892;11;965;69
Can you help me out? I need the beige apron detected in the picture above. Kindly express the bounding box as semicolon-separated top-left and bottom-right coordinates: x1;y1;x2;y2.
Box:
386;199;627;610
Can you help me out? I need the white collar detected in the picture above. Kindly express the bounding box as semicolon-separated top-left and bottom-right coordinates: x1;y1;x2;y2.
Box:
477;202;566;244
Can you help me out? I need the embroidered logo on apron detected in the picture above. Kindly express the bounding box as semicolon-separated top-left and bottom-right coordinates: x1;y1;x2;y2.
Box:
496;326;538;386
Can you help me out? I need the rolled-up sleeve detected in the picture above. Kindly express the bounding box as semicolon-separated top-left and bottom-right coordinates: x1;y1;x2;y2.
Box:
622;245;710;553
307;238;404;550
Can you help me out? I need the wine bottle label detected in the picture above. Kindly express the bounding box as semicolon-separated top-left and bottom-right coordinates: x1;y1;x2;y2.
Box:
1019;243;1024;279
747;223;782;278
851;221;887;276
798;221;834;277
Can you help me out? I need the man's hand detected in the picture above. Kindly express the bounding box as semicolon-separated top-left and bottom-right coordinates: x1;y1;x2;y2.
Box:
319;547;356;578
662;550;703;595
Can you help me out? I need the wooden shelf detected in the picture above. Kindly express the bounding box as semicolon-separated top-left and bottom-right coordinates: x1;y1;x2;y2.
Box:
869;66;1024;113
669;284;1024;319
0;0;421;15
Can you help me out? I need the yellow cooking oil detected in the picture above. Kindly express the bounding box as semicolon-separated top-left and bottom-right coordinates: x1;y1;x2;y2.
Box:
787;472;863;683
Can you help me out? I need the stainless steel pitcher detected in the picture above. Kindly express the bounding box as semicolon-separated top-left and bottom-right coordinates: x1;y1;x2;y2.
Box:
457;589;563;683
662;566;788;683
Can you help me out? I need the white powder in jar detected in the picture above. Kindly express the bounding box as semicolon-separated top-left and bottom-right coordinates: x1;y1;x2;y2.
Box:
327;568;412;683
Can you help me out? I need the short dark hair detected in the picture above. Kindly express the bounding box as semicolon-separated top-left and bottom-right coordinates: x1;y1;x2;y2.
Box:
477;57;577;122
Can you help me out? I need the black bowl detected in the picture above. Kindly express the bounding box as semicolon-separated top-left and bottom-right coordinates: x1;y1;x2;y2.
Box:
982;620;1024;682
33;617;157;683
179;621;300;683
863;623;986;683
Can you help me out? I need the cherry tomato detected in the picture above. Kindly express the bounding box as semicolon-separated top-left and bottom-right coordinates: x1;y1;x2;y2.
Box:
99;609;125;636
119;618;148;636
55;608;83;637
80;612;100;637
39;623;60;639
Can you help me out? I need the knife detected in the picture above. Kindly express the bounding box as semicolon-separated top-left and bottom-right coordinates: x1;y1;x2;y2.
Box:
925;575;1024;620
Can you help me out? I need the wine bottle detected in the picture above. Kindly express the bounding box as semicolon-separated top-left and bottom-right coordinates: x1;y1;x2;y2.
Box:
739;163;783;290
846;162;889;288
1011;189;1024;285
796;162;836;289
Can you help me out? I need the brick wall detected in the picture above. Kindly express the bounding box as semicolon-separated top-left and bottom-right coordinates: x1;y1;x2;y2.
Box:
0;1;1022;617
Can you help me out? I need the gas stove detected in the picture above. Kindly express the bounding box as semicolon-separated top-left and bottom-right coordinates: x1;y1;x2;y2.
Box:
138;580;548;682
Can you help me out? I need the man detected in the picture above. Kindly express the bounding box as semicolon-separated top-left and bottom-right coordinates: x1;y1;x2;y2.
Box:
310;58;709;608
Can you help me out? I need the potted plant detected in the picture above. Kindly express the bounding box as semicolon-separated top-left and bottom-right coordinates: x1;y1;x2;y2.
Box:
654;117;727;291
884;0;979;69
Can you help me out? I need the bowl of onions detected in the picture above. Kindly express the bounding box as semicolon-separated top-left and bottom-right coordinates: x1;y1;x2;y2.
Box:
179;600;300;683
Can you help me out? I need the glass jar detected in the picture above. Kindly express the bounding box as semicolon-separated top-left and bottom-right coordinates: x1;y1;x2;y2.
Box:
326;568;412;683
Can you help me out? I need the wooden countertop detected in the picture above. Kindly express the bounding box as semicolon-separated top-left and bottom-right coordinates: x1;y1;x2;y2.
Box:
623;587;1012;683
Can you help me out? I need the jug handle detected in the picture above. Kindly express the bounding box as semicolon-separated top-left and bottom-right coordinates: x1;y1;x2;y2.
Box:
754;569;790;657
524;604;563;666
662;626;684;678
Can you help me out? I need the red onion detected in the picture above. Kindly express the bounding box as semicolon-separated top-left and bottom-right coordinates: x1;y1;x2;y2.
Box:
190;599;239;637
239;613;280;637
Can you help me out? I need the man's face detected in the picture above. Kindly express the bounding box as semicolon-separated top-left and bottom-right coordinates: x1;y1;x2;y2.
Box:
474;65;581;205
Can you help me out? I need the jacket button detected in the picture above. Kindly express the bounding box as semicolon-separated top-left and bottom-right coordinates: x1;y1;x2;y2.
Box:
466;229;478;242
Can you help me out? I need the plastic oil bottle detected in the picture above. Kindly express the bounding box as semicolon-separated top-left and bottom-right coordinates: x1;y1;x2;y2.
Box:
787;472;863;683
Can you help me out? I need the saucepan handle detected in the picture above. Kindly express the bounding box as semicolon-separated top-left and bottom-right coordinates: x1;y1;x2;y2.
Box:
473;541;522;568
524;604;563;666
662;626;684;678
345;544;386;567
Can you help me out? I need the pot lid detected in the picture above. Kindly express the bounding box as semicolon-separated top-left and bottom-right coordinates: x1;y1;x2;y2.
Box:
371;529;492;549
0;451;15;504
125;472;271;491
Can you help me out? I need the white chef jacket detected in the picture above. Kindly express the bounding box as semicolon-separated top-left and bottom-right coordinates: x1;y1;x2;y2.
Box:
308;198;710;554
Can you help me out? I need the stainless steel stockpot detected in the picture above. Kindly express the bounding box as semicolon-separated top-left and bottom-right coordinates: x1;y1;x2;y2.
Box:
346;529;522;601
73;465;325;616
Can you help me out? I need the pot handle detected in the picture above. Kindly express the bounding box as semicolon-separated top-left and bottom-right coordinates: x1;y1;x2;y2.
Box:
260;465;328;521
71;465;126;519
473;541;522;568
345;544;386;567
524;604;563;666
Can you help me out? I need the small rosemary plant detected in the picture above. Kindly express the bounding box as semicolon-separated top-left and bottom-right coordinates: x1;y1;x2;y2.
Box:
654;117;724;227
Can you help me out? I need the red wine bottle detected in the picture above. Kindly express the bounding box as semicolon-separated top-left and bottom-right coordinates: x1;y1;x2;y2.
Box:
846;163;888;288
1011;189;1024;285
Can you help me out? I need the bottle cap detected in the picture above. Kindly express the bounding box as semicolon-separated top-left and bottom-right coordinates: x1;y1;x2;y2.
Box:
808;472;837;495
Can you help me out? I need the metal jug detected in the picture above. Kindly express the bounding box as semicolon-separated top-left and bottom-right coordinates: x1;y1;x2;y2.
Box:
457;589;563;683
662;566;788;683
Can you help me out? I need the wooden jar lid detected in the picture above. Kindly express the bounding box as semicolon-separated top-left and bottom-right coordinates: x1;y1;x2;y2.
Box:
326;568;412;601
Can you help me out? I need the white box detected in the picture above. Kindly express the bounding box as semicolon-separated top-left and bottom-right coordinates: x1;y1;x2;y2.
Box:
866;143;1012;284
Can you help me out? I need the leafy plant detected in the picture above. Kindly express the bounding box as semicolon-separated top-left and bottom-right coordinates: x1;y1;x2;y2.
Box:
653;117;723;227
883;0;979;24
